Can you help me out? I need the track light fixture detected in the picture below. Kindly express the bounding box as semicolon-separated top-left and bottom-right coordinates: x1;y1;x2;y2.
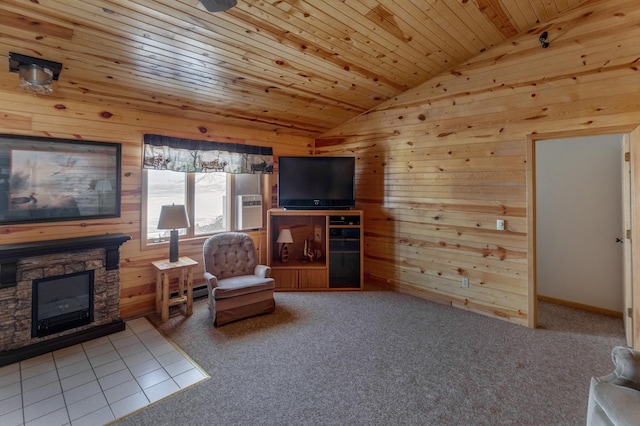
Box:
539;31;549;48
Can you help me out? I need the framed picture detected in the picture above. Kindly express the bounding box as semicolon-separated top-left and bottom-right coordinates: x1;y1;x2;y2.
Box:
0;134;121;224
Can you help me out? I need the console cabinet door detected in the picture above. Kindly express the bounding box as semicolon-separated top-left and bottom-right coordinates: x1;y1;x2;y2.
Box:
298;269;327;289
271;269;297;289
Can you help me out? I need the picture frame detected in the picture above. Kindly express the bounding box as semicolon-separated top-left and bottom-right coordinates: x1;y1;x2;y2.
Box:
0;134;121;224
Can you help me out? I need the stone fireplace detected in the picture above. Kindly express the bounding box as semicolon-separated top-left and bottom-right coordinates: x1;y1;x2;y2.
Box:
0;233;130;366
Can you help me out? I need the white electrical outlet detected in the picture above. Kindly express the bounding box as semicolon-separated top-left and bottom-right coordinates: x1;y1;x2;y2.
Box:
496;219;505;231
462;277;469;288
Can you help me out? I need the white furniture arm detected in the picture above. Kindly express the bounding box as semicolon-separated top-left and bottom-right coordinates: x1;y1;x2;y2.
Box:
611;346;640;389
587;346;640;425
204;271;218;289
254;264;271;278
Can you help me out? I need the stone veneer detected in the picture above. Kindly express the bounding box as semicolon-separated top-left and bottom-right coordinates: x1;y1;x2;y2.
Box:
0;234;130;365
0;247;121;351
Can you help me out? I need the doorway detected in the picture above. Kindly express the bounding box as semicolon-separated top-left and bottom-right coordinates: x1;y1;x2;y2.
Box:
532;134;628;341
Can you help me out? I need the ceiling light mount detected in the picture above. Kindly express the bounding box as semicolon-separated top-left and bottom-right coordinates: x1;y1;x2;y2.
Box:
9;52;62;95
539;31;550;48
200;0;237;12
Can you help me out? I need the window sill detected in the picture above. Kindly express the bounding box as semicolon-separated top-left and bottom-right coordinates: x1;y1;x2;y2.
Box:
140;230;265;251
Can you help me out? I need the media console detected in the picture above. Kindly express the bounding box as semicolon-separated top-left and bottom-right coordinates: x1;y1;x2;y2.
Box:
267;209;363;290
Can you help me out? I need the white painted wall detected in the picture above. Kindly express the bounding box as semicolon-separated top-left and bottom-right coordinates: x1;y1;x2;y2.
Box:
536;134;624;312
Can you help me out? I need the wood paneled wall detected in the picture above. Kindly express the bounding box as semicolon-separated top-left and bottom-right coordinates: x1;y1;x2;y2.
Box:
317;0;640;329
0;78;313;319
2;0;640;338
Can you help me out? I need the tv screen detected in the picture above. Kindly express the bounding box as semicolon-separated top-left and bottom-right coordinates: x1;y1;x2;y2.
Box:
278;156;355;209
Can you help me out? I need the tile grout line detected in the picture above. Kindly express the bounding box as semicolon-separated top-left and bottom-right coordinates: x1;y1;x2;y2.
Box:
141;315;211;380
1;316;208;426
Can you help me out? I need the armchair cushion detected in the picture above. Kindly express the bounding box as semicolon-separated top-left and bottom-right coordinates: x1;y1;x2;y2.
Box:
203;232;259;281
213;275;274;299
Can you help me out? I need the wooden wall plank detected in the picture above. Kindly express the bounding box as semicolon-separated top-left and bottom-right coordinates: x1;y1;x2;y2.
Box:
0;93;311;318
318;0;640;327
0;0;591;136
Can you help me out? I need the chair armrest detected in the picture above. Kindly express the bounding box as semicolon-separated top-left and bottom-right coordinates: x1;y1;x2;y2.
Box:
204;271;218;289
611;346;640;390
254;264;272;278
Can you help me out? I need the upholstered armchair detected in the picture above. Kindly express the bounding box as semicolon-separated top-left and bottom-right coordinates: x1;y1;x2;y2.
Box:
587;346;640;425
203;232;275;326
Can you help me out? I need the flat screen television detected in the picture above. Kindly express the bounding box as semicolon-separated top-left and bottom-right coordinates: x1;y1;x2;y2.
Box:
278;156;355;209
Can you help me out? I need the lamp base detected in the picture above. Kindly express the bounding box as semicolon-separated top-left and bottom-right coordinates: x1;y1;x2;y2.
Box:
169;229;179;262
280;244;289;263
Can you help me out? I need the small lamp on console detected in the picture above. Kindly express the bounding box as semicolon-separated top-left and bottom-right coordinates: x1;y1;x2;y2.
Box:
277;229;293;263
157;204;190;262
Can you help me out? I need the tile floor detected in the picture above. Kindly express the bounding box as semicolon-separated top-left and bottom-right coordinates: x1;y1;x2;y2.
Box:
0;317;208;426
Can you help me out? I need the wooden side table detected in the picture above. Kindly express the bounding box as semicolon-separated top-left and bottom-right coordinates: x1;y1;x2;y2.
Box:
152;256;198;322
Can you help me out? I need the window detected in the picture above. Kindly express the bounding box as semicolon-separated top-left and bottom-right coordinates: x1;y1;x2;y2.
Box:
142;134;272;246
144;170;265;245
147;170;186;242
145;169;228;242
194;172;227;235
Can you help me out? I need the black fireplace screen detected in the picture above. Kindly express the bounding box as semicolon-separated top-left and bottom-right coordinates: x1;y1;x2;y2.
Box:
32;270;94;338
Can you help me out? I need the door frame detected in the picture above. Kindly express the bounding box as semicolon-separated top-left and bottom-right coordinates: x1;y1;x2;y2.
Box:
526;125;639;349
623;134;633;347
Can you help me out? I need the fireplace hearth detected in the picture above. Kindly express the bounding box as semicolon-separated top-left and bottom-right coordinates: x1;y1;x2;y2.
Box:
0;233;130;366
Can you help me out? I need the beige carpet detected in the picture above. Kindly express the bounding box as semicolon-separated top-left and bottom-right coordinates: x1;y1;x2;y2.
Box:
118;289;625;425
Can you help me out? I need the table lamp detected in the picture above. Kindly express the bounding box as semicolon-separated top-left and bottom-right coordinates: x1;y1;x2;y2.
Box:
157;204;190;262
277;229;293;263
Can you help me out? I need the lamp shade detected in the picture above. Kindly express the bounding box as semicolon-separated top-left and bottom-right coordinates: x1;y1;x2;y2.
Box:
277;229;293;244
157;204;190;230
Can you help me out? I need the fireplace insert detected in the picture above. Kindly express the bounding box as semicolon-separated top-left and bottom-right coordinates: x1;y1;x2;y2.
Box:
32;270;94;338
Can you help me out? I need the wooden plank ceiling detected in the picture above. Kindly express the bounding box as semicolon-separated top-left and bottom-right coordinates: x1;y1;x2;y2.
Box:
0;0;589;137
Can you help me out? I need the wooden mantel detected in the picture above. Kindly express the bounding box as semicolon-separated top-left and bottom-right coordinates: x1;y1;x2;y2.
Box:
0;233;131;288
